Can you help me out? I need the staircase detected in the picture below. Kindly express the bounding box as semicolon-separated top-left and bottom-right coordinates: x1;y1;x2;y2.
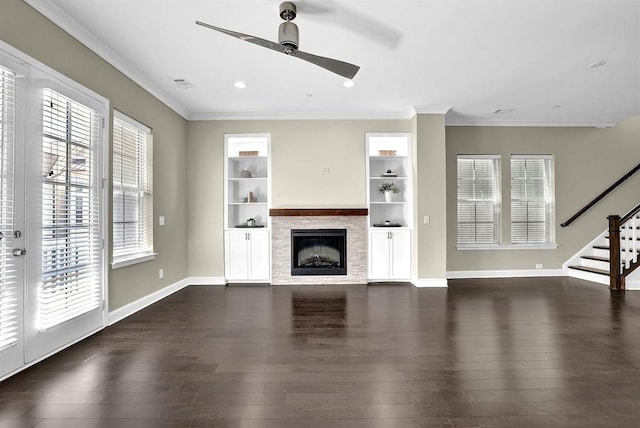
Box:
565;213;640;288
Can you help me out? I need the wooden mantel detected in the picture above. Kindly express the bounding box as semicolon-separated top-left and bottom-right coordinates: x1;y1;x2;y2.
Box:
269;208;368;217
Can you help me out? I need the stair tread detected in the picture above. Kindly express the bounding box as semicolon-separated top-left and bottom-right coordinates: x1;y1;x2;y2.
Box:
568;265;610;276
581;255;610;262
605;236;640;240
593;245;640;252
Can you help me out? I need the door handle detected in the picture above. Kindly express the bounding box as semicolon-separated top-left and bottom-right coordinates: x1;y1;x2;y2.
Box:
13;248;26;257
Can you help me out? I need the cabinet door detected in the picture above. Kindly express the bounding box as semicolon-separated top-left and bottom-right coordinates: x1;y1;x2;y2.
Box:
248;230;270;281
369;230;391;279
390;230;411;280
225;231;249;280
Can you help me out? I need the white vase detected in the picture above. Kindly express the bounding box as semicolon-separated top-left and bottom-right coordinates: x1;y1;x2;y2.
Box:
384;191;393;202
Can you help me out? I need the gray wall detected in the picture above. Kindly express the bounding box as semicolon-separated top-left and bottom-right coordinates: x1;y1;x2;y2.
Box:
414;114;447;281
187;120;412;277
2;0;189;310
446;115;640;271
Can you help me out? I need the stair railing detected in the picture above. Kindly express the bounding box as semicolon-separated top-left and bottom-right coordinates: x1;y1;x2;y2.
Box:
609;202;640;291
561;162;640;228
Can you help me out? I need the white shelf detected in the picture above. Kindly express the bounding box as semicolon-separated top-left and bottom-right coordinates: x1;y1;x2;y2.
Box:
369;156;408;159
229;202;268;205
370;176;408;180
229;177;268;181
229;156;268;160
370;201;409;205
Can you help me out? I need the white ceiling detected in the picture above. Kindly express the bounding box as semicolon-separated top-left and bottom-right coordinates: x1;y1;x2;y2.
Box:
25;0;640;126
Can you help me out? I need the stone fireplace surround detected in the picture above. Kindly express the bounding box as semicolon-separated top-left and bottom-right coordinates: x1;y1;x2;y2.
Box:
270;209;368;285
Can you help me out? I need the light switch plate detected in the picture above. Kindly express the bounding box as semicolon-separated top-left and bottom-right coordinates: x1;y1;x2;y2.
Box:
423;216;430;224
159;216;165;226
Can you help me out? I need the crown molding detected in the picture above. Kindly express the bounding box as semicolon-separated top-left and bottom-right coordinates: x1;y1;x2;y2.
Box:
189;110;415;121
24;0;191;119
409;105;453;117
445;118;617;127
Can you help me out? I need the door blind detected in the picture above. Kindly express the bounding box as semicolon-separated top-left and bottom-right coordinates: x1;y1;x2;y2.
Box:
112;112;153;261
511;155;554;244
0;65;18;349
457;156;501;244
40;88;102;330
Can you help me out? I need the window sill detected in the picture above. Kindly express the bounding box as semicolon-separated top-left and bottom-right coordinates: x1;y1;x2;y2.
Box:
112;253;157;269
457;244;558;251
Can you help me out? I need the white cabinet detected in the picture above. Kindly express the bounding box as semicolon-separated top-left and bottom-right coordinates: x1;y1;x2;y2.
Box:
224;134;271;283
366;133;413;282
368;230;411;280
225;230;270;281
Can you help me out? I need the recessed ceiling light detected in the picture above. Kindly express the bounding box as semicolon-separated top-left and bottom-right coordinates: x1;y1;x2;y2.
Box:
343;80;355;88
552;104;562;109
492;108;514;115
305;93;313;98
588;60;606;69
234;81;247;89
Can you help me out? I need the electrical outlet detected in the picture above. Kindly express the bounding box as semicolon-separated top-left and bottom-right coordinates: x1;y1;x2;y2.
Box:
535;264;543;269
159;268;164;279
159;216;165;226
320;168;330;174
424;216;430;224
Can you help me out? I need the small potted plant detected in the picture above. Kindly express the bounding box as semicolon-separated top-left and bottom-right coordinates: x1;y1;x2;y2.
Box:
379;182;399;202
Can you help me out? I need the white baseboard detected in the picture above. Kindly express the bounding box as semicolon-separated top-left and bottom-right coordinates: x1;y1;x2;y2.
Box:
187;276;227;286
108;278;190;325
447;269;567;279
412;278;448;287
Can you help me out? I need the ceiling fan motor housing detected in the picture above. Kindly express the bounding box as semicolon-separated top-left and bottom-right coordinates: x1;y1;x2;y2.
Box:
279;21;299;51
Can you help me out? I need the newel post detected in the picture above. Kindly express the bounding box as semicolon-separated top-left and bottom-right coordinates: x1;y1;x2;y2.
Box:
608;215;622;292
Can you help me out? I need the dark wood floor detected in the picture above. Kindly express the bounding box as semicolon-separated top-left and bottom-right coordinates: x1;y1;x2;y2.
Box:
3;277;640;427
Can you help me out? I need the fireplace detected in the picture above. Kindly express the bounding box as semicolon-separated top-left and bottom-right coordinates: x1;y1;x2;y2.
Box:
291;229;347;276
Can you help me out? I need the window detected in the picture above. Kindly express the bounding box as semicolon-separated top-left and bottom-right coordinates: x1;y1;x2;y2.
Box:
457;155;501;245
112;111;153;267
511;155;554;244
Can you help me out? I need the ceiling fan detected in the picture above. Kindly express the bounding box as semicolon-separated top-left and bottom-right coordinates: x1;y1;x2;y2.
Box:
195;2;360;79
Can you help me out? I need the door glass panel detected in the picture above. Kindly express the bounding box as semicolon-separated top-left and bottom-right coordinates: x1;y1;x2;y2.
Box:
39;88;101;330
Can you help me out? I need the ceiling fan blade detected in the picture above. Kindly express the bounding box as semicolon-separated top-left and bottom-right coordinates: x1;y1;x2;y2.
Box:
195;20;360;79
293;49;360;79
195;20;287;54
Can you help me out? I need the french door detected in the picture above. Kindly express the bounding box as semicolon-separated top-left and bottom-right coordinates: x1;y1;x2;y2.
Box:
0;61;25;377
0;51;106;378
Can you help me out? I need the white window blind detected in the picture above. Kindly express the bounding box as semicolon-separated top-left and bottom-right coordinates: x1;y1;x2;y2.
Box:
112;111;152;263
40;88;102;330
511;155;554;244
457;156;501;245
0;65;18;349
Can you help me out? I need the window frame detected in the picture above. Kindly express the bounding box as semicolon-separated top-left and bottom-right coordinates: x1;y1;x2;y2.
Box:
456;154;502;249
111;110;154;269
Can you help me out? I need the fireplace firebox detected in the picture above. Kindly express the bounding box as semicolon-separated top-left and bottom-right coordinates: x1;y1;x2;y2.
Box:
291;229;347;276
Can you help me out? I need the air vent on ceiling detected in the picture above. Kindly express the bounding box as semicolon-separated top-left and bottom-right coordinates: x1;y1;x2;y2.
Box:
492;108;514;115
171;78;194;90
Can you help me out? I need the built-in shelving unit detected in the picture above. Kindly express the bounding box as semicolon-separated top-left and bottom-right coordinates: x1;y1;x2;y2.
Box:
366;135;413;228
224;134;271;282
365;133;413;281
